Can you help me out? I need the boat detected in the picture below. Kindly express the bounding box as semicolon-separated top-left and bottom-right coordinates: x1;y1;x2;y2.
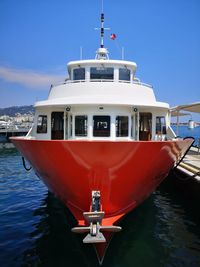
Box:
0;122;30;149
11;7;194;265
188;119;196;129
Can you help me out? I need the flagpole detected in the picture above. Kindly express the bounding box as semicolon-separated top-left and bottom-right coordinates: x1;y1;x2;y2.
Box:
80;46;83;60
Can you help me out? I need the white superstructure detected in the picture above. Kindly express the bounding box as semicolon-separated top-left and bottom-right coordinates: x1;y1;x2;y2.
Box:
36;59;167;108
27;12;175;142
27;50;175;142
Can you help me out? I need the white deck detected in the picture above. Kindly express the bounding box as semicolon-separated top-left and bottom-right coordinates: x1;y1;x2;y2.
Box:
35;81;168;109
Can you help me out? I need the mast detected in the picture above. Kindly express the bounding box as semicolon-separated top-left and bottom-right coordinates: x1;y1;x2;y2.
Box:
100;12;105;48
95;0;110;60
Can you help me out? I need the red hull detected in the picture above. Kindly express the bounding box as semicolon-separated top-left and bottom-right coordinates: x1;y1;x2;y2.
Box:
11;138;193;262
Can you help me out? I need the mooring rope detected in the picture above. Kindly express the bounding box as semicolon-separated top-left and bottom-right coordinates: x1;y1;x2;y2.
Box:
22;157;32;171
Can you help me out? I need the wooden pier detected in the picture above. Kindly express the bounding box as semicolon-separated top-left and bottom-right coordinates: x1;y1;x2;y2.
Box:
177;147;200;181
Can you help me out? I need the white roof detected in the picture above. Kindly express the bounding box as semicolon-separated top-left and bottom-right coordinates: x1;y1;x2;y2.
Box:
35;99;168;109
35;82;169;109
67;59;137;71
170;102;200;114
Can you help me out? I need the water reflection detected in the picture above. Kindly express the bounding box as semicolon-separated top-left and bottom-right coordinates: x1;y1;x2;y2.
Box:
155;176;200;267
104;178;200;267
22;192;98;267
21;180;200;267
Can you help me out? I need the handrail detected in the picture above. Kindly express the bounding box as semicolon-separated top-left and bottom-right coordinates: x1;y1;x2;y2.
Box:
49;79;153;90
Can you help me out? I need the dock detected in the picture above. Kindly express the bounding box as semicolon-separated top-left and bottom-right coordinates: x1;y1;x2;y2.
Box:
0;128;29;149
163;146;200;203
177;147;200;181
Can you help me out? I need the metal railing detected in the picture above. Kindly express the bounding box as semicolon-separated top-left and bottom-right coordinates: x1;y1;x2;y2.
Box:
48;79;153;95
197;138;200;154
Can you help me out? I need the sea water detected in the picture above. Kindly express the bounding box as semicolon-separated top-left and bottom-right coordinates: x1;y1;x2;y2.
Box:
172;125;200;146
0;127;200;267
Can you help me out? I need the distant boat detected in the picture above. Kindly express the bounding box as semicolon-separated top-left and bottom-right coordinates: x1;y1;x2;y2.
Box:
0;120;10;130
0;123;30;145
188;119;196;129
11;7;194;265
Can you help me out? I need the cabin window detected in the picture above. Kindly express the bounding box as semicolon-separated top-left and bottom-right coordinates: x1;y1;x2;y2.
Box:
37;115;47;134
73;68;85;80
116;116;128;137
93;116;110;137
119;68;130;81
75;116;88;136
51;112;64;140
139;113;152;141
90;67;114;80
156;116;166;134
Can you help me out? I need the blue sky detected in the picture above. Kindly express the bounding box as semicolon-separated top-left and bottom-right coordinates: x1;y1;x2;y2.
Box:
0;0;200;110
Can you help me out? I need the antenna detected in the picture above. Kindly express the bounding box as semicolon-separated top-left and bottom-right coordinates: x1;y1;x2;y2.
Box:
101;0;104;13
100;12;105;48
95;0;110;59
95;11;110;48
100;0;110;48
80;46;83;60
122;47;124;60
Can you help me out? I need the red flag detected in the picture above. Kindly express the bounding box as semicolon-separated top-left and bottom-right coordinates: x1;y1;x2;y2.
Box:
110;33;116;40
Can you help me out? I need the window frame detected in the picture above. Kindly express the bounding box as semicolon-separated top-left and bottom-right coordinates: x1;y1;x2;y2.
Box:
116;116;129;137
73;68;85;81
93;115;111;137
156;116;166;135
90;67;114;80
37;115;48;134
75;115;88;137
119;68;131;81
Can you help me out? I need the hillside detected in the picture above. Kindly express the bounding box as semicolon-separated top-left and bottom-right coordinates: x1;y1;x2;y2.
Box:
0;105;35;116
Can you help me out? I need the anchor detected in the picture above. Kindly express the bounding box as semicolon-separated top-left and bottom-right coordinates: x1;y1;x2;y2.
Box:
71;191;121;243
